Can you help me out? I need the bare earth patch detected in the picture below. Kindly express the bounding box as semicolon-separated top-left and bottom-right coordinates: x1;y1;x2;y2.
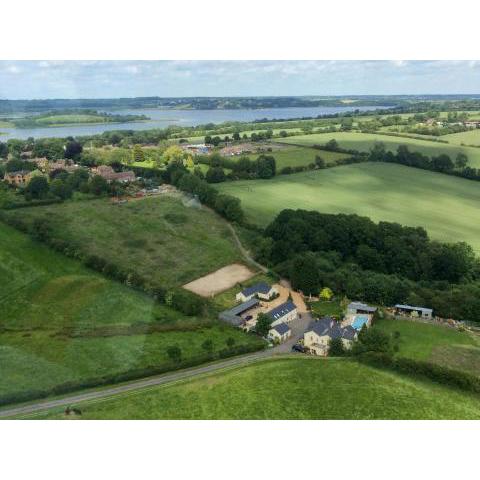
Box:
183;263;255;297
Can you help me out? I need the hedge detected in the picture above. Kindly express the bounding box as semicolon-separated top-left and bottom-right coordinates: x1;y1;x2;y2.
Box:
0;342;264;407
357;352;480;394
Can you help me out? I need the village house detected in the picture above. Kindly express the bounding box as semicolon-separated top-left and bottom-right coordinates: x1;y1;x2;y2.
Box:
3;170;32;187
394;304;433;320
464;120;480;128
218;298;260;328
268;323;291;343
235;282;278;303
267;301;298;327
92;165;136;183
304;317;357;356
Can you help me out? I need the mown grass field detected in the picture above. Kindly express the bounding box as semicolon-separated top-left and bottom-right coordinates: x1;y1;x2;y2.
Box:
30;358;480;419
35;114;113;126
376;318;480;376
1;196;242;289
0;222;263;404
276;131;480;167
217;162;480;253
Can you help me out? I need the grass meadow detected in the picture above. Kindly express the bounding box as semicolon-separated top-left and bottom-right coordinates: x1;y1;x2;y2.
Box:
376;318;480;376
0;222;263;404
276;131;480;167
1;196;242;289
217;162;480;253
31;358;480;420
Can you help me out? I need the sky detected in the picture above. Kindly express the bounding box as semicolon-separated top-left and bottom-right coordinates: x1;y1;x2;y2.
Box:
0;60;480;100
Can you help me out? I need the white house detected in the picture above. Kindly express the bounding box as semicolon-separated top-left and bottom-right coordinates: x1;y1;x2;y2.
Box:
304;317;357;356
236;282;278;303
268;323;291;343
267;301;297;327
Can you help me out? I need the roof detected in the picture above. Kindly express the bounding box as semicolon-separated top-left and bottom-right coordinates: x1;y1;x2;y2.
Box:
395;304;433;314
267;301;296;321
218;298;260;326
308;317;357;341
271;322;291;335
348;302;377;313
240;282;272;297
5;170;30;176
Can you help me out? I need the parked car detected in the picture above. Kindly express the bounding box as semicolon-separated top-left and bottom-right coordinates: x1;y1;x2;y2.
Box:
291;344;304;353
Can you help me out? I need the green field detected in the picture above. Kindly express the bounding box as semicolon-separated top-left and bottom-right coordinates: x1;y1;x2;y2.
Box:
35;114;114;126
0;222;263;404
31;358;480;419
443;129;480;147
376;318;480;376
277;131;480;167
267;146;350;170
1;195;242;288
217;162;480;253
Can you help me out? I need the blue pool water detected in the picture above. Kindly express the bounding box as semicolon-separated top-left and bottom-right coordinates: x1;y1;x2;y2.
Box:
352;315;369;330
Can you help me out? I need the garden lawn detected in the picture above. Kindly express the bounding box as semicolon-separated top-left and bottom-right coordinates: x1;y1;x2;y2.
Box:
276;131;480;167
31;358;480;419
0;222;263;404
376;318;480;377
216;162;480;253
1;195;242;289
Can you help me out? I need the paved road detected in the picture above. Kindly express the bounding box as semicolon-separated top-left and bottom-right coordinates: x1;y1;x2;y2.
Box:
0;312;313;419
0;350;275;419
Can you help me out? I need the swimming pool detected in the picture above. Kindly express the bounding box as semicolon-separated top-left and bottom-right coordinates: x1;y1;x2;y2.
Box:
352;315;369;330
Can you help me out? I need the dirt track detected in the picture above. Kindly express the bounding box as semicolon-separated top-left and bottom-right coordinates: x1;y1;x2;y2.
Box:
182;263;255;297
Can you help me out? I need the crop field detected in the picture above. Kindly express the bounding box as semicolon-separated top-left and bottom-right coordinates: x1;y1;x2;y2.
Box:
276;131;480;167
1;196;242;289
376;318;480;376
217;162;480;253
31;358;480;420
0;222;263;404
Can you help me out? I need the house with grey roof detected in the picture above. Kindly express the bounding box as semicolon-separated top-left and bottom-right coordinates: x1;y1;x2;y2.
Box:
268;322;291;343
266;301;297;327
236;282;277;302
218;298;260;327
394;304;433;320
304;317;358;356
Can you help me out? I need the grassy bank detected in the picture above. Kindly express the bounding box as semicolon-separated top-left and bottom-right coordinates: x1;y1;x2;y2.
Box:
0;222;263;404
1;195;242;289
30;358;480;419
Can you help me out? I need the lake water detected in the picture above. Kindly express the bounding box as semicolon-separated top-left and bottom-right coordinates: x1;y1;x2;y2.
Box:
0;105;390;140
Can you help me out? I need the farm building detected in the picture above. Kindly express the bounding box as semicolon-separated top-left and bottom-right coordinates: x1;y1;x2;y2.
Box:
304;317;357;356
347;302;377;315
236;282;277;302
394;304;433;320
267;301;297;327
3;170;32;186
268;323;291;343
219;298;260;327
